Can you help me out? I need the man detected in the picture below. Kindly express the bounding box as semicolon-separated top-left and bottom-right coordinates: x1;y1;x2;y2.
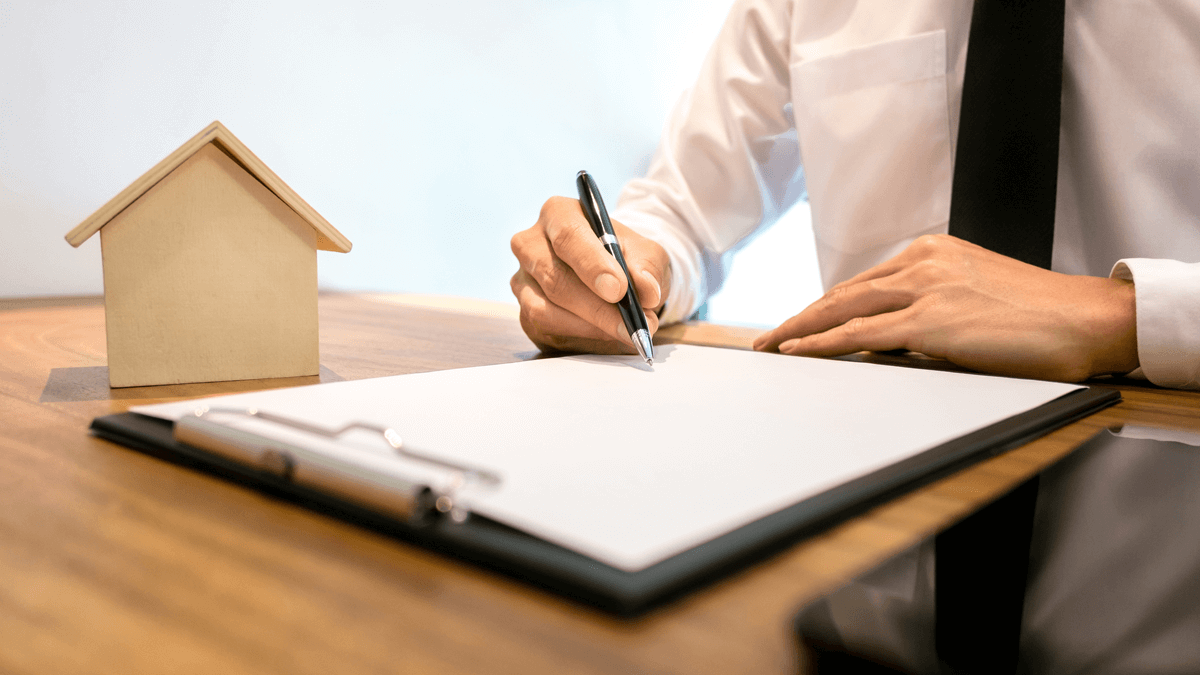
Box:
511;0;1200;389
510;0;1200;672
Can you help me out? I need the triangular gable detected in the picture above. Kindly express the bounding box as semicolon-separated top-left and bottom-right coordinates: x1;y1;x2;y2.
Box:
64;121;351;253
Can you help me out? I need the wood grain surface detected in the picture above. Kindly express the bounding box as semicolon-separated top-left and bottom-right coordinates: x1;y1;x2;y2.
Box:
2;293;1198;675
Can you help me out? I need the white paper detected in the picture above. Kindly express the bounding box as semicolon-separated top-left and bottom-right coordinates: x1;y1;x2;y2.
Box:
134;345;1081;571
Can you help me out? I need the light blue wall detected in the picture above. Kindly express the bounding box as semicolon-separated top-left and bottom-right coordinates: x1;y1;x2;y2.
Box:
1;0;822;325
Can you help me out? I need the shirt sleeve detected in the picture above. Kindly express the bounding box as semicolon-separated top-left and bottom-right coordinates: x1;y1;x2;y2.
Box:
1111;258;1200;389
609;0;806;324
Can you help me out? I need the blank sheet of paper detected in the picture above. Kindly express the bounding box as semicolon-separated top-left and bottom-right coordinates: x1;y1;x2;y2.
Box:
134;344;1081;571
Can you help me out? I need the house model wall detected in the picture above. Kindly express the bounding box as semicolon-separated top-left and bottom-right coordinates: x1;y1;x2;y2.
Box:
65;122;352;388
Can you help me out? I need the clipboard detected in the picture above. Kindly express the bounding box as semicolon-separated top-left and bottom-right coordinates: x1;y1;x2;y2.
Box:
87;347;1120;616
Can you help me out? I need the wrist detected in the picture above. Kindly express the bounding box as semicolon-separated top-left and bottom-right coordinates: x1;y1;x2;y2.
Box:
1086;277;1139;377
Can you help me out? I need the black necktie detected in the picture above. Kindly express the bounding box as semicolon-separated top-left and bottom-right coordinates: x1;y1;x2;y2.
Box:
938;3;1065;674
947;0;1065;270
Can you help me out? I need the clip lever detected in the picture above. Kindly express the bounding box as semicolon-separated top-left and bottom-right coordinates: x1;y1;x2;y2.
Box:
174;406;500;524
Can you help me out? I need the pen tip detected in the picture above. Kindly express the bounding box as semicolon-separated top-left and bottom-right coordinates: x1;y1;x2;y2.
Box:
646;358;653;366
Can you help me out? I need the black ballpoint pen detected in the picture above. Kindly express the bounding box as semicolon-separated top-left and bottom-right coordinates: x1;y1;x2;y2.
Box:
575;170;655;365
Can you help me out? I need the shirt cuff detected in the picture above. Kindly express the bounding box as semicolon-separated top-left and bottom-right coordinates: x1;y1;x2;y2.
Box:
1111;258;1200;390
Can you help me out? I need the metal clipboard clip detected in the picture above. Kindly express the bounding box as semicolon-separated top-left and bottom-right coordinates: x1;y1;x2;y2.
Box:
174;406;501;525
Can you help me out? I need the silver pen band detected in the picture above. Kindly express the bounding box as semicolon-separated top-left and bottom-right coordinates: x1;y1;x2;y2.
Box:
631;328;654;364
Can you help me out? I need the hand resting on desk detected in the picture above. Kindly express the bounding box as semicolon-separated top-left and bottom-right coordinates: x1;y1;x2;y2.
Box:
510;196;670;354
753;234;1140;382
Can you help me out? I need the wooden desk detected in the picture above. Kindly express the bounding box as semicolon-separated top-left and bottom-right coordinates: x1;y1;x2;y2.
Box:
2;293;1198;674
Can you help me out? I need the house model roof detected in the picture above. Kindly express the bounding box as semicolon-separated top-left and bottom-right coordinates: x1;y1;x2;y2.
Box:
64;121;352;253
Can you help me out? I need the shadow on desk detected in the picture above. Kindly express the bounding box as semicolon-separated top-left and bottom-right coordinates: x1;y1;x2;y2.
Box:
40;364;345;402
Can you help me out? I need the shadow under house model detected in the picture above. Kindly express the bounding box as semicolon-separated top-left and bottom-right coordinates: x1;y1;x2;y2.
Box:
64;121;353;388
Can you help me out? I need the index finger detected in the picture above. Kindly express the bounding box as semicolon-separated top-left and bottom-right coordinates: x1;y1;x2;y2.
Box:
753;280;911;352
542;200;628;304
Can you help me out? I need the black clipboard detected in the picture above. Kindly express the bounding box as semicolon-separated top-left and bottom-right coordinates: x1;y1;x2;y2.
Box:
88;384;1118;617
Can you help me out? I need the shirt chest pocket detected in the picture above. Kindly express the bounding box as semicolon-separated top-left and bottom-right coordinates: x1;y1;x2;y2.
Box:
792;30;953;256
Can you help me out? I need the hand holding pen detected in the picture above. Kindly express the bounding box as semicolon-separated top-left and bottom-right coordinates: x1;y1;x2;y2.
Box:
575;171;655;364
509;175;671;357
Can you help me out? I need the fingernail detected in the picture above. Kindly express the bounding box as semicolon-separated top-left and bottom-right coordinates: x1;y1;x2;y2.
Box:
640;270;661;304
595;273;622;302
780;339;799;353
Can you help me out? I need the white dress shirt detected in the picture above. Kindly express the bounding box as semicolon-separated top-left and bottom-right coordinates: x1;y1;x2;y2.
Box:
612;0;1200;389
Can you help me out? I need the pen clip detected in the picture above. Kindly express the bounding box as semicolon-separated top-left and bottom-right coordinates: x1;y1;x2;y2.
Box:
576;170;614;239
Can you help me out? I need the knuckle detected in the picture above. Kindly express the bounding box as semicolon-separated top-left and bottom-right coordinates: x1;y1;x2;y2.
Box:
520;297;552;334
911;257;949;280
547;194;574;211
841;316;869;339
517;305;545;344
517;302;536;329
525;328;561;353
547;219;587;259
532;259;567;299
912;233;948;256
539;195;572;221
510;229;533;256
819;285;848;311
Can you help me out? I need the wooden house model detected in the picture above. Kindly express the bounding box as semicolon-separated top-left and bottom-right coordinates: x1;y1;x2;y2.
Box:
65;121;352;388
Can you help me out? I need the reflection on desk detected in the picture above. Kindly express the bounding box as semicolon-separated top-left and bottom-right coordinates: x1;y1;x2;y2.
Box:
1023;426;1200;673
